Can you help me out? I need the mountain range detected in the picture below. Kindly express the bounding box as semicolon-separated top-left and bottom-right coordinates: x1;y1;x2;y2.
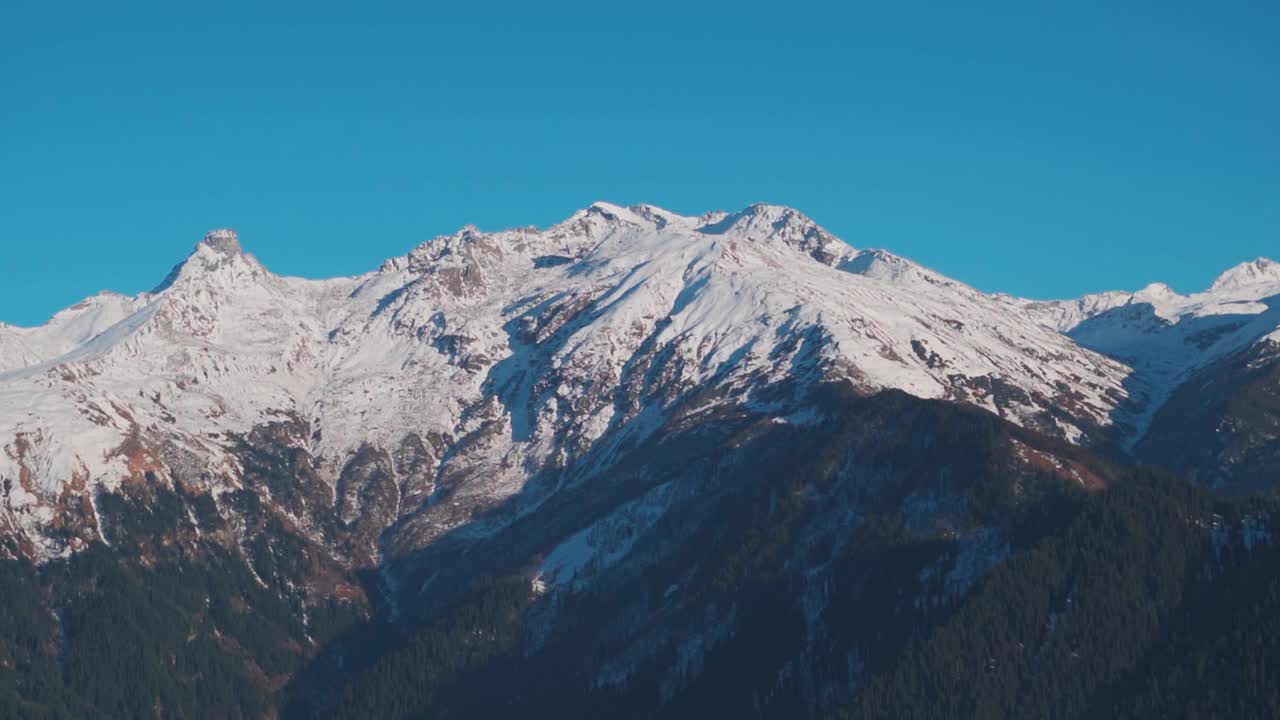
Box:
2;203;1278;719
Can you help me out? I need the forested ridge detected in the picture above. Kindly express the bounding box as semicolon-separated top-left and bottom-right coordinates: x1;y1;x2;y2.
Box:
843;472;1280;719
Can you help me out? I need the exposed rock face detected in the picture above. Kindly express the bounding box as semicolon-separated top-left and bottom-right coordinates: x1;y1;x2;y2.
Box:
201;228;243;257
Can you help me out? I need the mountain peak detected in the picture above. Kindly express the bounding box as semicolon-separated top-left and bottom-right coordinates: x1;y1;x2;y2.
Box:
199;229;243;257
698;203;801;233
546;202;700;242
698;203;852;266
586;200;631;217
152;229;261;293
1134;281;1179;299
582;201;695;229
1209;257;1280;292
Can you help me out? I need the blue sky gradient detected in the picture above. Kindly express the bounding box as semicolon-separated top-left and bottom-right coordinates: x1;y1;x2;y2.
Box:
2;0;1277;325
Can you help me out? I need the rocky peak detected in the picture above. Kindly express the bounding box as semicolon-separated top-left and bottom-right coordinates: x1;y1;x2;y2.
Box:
152;228;263;293
200;229;243;257
699;203;852;266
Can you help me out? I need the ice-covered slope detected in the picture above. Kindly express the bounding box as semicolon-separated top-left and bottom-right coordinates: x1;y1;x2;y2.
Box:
0;203;1136;559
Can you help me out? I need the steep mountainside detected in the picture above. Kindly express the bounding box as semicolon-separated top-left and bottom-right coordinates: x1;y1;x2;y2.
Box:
321;385;1114;719
1135;338;1280;491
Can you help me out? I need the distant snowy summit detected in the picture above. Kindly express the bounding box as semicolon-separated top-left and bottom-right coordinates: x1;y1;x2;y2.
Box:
1020;254;1280;422
1210;257;1280;291
1;202;1277;560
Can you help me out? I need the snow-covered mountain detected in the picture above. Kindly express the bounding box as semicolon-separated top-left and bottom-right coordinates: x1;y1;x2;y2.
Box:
3;202;1278;562
2;202;1143;561
4;203;1279;718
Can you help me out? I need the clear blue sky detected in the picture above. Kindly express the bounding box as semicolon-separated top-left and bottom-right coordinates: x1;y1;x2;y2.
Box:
2;1;1277;326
